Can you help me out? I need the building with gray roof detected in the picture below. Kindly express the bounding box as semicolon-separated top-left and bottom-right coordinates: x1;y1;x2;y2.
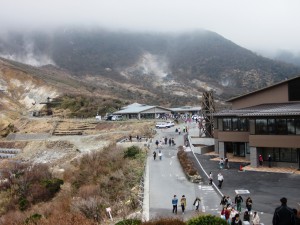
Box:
213;76;300;169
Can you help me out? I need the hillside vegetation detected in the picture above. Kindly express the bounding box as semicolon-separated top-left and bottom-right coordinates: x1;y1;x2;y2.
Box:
1;28;300;100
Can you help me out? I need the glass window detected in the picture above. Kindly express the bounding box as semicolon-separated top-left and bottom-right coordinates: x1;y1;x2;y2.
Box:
295;119;300;135
256;119;268;134
223;118;232;131
291;149;298;163
273;148;280;162
279;148;291;162
239;118;249;131
232;118;238;131
245;143;250;154
268;119;276;134
287;119;295;135
276;119;287;135
218;119;223;130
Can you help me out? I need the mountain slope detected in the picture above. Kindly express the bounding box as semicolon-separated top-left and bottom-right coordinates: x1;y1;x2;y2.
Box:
1;28;300;99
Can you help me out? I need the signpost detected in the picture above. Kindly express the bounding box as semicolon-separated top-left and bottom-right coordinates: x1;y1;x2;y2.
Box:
106;207;113;221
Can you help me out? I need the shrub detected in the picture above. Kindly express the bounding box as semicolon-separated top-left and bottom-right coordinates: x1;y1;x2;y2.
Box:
187;214;228;225
18;197;29;211
142;217;185;225
0;162;64;213
25;213;42;224
177;148;200;178
124;146;141;158
41;178;64;196
115;218;142;225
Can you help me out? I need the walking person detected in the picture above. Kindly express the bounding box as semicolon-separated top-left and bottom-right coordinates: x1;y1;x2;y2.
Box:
180;195;187;214
155;140;159;148
268;154;272;168
231;213;242;225
235;194;243;213
243;210;250;222
252;211;260;225
158;150;162;160
153;151;157;160
245;197;253;212
218;172;224;189
272;197;296;225
172;195;178;214
164;137;168;145
258;154;263;166
168;138;172;146
225;157;230;169
219;158;224;169
193;197;201;211
208;171;213;185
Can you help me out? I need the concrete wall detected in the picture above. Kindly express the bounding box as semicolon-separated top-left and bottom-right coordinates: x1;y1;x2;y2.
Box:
250;146;258;167
217;131;249;142
231;83;289;109
218;141;225;158
249;135;300;148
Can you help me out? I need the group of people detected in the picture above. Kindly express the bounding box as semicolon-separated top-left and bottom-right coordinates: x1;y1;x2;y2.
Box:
172;195;201;215
172;195;187;214
155;137;176;148
219;157;230;169
128;134;143;142
220;195;258;224
208;171;225;189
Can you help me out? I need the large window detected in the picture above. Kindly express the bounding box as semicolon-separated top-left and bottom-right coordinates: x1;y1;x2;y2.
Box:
222;118;249;132
255;119;268;134
262;148;298;163
255;118;300;135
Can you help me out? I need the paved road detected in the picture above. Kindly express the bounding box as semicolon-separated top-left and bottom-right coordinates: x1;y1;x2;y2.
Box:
147;126;221;221
145;122;300;224
192;153;300;224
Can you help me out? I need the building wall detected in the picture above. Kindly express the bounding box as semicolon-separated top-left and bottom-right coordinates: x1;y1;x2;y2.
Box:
216;131;249;142
231;84;288;109
249;135;300;148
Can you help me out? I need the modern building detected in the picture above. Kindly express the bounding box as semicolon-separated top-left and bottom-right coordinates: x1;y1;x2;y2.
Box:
113;103;171;120
113;103;201;120
213;76;300;169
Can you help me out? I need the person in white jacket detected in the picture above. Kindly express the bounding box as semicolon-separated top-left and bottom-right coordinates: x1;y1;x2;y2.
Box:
252;211;260;225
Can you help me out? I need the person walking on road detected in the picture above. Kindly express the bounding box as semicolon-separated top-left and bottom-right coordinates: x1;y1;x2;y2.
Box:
172;195;178;214
231;213;242;225
155;140;159;148
272;197;296;225
235;194;243;212
252;211;260;225
208;171;213;185
158;150;162;160
168;138;172;146
180;195;187;214
219;158;224;169
193;197;201;211
268;154;272;168
218;173;224;189
258;154;263;166
164;137;168;145
245;197;253;212
153;151;157;160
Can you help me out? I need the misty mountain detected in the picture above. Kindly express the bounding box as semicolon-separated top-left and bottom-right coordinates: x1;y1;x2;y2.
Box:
1;28;300;100
272;50;300;67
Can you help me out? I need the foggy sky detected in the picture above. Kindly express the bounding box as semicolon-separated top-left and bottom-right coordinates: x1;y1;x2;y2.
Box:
1;0;300;55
